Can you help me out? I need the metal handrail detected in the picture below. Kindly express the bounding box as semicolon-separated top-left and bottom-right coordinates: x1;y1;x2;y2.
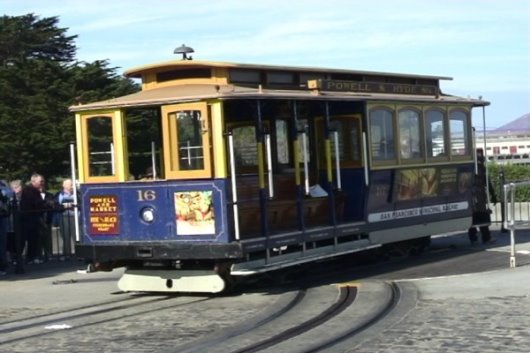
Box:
70;143;80;242
227;133;240;240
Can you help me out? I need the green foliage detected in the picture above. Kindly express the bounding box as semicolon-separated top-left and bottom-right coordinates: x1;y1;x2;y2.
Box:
125;108;161;179
488;163;530;202
0;14;139;182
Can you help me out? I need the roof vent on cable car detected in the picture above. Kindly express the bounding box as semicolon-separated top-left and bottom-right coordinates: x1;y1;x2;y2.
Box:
174;44;194;60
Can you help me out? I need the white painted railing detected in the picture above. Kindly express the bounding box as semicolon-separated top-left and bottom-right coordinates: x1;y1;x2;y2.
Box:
503;181;530;268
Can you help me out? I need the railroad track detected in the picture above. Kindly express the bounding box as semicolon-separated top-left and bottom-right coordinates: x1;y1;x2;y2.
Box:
0;263;417;353
0;294;210;346
172;281;406;353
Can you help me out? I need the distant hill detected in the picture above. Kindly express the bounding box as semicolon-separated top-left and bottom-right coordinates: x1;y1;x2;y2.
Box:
494;113;530;133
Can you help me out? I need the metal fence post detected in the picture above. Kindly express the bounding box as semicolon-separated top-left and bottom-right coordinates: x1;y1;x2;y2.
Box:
500;169;507;232
505;183;516;268
504;180;530;268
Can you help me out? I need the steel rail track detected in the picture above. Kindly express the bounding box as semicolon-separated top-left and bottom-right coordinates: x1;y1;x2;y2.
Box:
0;295;211;346
232;286;357;353
299;282;401;353
172;289;307;353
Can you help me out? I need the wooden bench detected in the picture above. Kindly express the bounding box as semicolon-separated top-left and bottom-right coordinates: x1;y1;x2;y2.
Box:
233;174;345;236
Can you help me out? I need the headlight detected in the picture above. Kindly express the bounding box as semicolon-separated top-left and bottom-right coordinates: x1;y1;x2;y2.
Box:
141;207;155;223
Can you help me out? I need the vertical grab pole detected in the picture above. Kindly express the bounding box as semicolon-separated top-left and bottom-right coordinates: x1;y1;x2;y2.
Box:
110;142;115;175
302;130;309;195
265;133;274;198
227;133;240;240
256;101;270;262
292;101;305;253
324;102;337;244
362;132;369;186
69;143;81;242
151;141;157;180
333;130;342;190
472;127;478;175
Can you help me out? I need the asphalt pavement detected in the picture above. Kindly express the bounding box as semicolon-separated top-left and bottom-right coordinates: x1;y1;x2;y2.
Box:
2;226;530;353
332;225;530;353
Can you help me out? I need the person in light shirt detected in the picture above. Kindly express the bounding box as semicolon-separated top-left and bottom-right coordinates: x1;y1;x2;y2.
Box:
55;179;76;259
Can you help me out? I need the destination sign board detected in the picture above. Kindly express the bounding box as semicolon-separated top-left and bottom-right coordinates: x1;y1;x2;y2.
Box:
89;195;120;235
308;79;438;96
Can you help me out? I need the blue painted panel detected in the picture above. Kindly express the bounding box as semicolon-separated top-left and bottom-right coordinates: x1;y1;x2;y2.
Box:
80;179;229;244
318;168;366;222
337;168;366;221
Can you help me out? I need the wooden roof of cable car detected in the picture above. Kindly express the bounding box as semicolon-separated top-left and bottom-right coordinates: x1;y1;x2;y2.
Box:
123;59;452;81
70;59;489;112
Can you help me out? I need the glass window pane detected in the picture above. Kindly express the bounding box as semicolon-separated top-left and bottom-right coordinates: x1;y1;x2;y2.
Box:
370;109;395;160
348;120;361;162
449;110;470;156
275;120;289;164
426;110;445;157
398;109;421;159
297;119;311;163
87;116;114;176
233;125;258;167
329;119;361;163
175;110;204;170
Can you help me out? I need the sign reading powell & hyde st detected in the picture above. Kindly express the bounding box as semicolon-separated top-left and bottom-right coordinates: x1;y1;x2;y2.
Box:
308;79;438;96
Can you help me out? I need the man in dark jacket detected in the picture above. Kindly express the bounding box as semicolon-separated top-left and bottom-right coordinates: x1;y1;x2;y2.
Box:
468;150;496;244
20;174;51;264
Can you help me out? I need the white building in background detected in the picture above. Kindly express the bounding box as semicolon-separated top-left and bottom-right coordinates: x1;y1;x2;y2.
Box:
475;113;530;165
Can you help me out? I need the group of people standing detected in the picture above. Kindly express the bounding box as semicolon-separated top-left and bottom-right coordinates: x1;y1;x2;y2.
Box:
0;174;76;275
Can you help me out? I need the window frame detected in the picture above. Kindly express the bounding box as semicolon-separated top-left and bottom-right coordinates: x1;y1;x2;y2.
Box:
161;102;212;179
368;106;397;166
316;114;363;169
425;107;449;162
448;108;473;160
397;106;424;164
78;110;128;183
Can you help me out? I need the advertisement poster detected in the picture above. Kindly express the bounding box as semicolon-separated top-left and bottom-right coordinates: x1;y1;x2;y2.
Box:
175;191;215;235
394;167;438;201
367;166;473;223
394;167;472;201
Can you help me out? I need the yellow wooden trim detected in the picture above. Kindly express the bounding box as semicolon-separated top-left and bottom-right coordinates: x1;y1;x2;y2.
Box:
161;105;172;175
78;110;124;183
75;113;85;183
211;68;229;85
257;142;265;188
143;77;228;90
161;102;212;179
113;110;129;181
141;72;157;90
210;101;226;178
138;67;229;91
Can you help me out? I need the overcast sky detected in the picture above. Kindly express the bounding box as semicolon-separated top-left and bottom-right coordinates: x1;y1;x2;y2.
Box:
3;0;529;129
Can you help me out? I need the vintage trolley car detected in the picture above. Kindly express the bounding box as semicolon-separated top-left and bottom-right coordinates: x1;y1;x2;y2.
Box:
71;48;489;292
